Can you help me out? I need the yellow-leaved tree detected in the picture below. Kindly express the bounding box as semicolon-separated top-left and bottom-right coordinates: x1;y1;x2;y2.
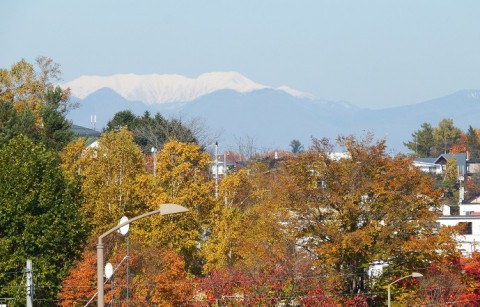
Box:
78;127;148;232
201;161;317;304
202;168;256;271
134;140;216;275
58;136;211;304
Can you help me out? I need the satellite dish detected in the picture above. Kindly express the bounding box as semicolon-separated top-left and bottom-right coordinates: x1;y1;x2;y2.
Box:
105;263;113;279
118;216;129;236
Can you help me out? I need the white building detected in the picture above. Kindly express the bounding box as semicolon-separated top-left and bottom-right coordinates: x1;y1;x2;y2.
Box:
437;203;480;255
413;153;467;176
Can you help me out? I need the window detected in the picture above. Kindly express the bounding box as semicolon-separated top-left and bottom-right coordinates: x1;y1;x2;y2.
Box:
459;222;473;235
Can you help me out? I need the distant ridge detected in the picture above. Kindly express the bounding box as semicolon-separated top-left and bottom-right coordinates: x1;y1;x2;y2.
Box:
71;124;101;137
63;72;313;105
65;73;480;153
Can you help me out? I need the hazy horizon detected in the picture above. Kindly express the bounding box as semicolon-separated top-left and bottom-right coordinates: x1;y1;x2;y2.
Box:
1;0;479;109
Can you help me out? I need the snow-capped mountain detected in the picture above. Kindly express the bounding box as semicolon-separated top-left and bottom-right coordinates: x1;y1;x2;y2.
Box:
65;71;480;153
63;72;313;105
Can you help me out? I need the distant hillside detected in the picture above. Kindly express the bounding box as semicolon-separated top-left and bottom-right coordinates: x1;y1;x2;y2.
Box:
65;73;480;153
357;90;480;152
67;87;151;131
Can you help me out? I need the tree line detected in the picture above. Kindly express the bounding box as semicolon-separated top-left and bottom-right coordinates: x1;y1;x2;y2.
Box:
404;118;480;159
2;58;480;306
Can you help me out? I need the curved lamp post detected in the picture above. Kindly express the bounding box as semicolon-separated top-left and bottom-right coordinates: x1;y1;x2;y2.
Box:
97;203;188;307
387;272;423;307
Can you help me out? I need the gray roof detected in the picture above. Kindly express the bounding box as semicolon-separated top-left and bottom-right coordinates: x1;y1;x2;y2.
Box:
436;153;467;169
414;153;467;173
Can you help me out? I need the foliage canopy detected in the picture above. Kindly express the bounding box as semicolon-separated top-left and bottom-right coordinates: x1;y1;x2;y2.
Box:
0;136;86;305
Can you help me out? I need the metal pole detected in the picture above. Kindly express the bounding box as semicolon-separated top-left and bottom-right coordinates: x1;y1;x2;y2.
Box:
26;260;33;307
126;235;129;307
111;274;114;307
223;153;226;177
97;241;105;307
387;284;391;307
151;147;157;177
153;150;156;177
386;273;422;306
215;142;218;199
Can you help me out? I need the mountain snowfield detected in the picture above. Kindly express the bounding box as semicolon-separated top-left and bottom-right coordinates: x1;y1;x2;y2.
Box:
63;72;313;104
64;70;480;152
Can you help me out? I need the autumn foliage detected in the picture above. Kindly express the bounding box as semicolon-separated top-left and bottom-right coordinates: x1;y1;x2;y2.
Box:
55;133;478;306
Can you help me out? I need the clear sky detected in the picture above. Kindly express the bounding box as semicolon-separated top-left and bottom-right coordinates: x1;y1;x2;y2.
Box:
1;0;479;109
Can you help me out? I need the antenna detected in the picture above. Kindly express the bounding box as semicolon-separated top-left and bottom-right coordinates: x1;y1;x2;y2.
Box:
90;114;97;131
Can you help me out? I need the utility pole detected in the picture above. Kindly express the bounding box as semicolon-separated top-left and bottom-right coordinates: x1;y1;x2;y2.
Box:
26;260;33;307
215;142;219;199
126;234;130;307
151;147;157;177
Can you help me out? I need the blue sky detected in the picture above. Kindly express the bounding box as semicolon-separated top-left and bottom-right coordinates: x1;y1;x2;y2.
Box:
1;0;479;109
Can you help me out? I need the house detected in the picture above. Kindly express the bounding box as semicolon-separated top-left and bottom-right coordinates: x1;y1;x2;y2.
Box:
413;154;480;255
413;158;443;174
414;153;467;176
467;159;480;175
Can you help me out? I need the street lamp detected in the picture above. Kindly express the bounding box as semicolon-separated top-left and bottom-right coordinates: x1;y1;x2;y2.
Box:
387;272;423;307
96;203;188;307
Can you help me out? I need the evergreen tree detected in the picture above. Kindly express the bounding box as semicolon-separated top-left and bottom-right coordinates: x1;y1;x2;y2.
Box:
106;110;198;152
0;100;39;147
404;122;434;157
105;109;138;131
467;125;480;160
290;139;304;154
40;86;74;151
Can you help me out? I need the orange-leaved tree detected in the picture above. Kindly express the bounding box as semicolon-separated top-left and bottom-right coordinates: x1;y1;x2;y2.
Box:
272;134;458;304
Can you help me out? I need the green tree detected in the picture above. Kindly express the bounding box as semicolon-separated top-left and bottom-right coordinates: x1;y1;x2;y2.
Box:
106;111;198;152
467;125;480;160
290;139;304;154
105;109;138;131
39;86;74;151
433;118;462;156
0;100;39;147
0;136;86;305
404;122;435;157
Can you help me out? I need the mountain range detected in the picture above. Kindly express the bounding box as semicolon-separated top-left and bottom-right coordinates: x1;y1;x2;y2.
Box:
63;73;480;153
